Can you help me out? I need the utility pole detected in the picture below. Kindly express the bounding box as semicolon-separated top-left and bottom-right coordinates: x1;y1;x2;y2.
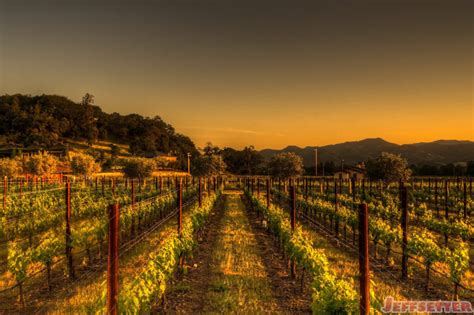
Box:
187;153;191;174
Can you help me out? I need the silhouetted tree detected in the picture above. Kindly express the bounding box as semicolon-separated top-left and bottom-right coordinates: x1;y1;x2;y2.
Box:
366;152;411;184
221;146;263;175
267;152;304;178
202;142;221;156
80;93;98;145
192;155;226;176
467;161;474;176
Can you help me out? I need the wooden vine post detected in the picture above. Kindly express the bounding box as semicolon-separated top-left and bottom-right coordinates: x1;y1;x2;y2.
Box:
444;179;449;219
305;178;308;201
334;180;339;237
131;180;135;236
400;186;408;280
361;179;366;201
65;181;74;279
434;179;439;217
266;178;270;208
463;181;467;219
358;203;370;315
351;177;356;202
107;204;119;315
289;185;296;278
444;180;449;246
177;179;184;269
177;179;183;235
198;177;202;208
19;178;23;198
470;177;472;197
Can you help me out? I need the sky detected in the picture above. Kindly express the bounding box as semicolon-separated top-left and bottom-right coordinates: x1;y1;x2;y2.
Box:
0;0;472;150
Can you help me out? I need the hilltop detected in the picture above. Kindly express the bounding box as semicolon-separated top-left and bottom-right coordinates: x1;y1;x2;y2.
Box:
260;138;474;166
0;94;199;168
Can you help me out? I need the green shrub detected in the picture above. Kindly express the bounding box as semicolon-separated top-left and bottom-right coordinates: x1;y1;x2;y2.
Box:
0;158;22;178
25;152;58;176
122;158;155;178
71;152;101;177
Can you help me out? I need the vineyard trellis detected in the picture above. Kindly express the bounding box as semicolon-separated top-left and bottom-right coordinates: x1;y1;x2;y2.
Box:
241;175;473;313
0;174;472;313
0;175;196;305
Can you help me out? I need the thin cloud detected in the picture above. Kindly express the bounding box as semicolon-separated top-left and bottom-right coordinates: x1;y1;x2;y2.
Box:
179;126;285;137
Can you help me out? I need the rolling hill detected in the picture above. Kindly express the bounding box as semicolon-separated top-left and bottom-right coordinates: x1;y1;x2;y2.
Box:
0;94;199;168
260;138;474;166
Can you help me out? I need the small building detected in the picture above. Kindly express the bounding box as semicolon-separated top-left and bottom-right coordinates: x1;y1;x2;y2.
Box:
334;165;366;180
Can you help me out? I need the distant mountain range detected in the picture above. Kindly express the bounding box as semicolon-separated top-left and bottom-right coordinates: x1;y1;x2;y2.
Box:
260;138;474;167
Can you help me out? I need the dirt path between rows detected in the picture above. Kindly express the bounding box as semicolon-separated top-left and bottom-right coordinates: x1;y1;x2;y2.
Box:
166;190;311;314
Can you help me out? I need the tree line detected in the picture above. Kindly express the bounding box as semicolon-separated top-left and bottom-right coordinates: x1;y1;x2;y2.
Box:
193;143;473;181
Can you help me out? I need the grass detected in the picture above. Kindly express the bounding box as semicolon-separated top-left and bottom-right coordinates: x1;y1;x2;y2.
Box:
66;139;129;156
201;191;282;314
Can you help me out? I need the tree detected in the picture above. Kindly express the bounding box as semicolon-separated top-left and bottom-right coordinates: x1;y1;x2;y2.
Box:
70;152;101;178
241;146;263;175
323;161;336;176
221;148;240;174
467;161;474;176
439;163;455;176
202;142;220;156
412;164;439;176
221;146;263;175
0;158;22;178
267;152;304;178
122;158;155;178
191;155;226;176
80;93;98;146
110;144;120;158
153;157;169;169
366;152;411;184
25;152;58;176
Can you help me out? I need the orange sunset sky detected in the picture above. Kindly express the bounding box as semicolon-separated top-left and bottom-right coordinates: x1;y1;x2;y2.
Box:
0;0;472;149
